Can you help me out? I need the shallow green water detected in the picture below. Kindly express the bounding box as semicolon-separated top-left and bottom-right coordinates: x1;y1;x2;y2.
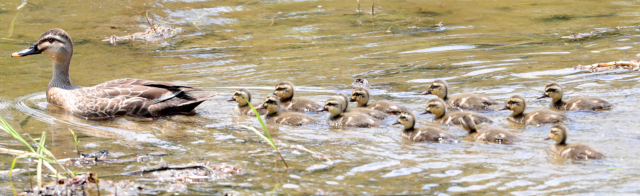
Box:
1;0;640;194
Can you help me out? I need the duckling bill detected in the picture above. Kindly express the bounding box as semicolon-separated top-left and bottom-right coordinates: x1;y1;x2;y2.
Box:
423;98;493;125
538;83;612;111
350;87;411;114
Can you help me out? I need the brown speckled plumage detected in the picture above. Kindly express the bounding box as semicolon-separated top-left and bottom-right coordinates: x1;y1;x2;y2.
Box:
422;80;498;110
424;98;493;125
460;115;520;144
395;112;457;142
13;29;216;120
321;96;382;127
547;125;605;160
539;83;612;111
273;81;321;112
350;87;411;114
259;95;318;126
503;95;568;125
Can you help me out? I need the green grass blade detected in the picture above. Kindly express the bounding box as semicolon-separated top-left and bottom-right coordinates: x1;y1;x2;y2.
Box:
241;95;279;152
0;116;35;152
239;125;276;149
69;129;78;145
36;133;46;188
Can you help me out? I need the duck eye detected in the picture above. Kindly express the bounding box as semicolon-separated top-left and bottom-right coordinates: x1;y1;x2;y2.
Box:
276;87;286;91
326;103;337;106
546;89;556;92
427;104;437;108
266;100;276;104
234;93;241;96
47;38;55;43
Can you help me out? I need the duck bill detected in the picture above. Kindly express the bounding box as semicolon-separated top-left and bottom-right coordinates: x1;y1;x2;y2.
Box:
392;121;401;125
421;90;432;95
544;137;551;140
227;97;236;102
12;43;42;57
537;95;549;99
349;98;356;102
256;104;266;110
499;107;510;111
317;107;328;112
420;110;431;115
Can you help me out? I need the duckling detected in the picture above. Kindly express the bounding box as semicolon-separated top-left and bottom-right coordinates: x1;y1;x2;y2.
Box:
352;78;371;88
501;95;568;125
350;87;411;114
273;81;322;112
546;125;605;160
393;112;458;142
538;83;612;111
227;89;267;116
459;115;521;144
336;93;387;120
256;95;319;126
319;96;382;127
423;98;493;125
421;80;498;110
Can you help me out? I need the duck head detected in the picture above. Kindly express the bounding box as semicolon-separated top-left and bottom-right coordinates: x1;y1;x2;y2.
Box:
421;80;448;99
538;83;563;103
501;95;526;116
319;97;344;118
273;81;295;102
350;87;370;107
257;95;281;115
393;112;416;130
12;28;73;62
545;125;568;145
228;88;252;106
353;78;371;88
423;98;447;119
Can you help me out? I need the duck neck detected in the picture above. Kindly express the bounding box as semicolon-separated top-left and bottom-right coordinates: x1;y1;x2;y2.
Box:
552;99;565;109
48;57;76;90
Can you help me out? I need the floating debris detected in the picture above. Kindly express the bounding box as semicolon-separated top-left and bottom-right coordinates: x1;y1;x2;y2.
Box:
561;26;638;40
103;25;183;45
574;60;639;72
122;164;245;183
58;150;167;165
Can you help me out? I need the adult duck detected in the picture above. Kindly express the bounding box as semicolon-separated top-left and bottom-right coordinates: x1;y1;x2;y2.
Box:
11;29;217;120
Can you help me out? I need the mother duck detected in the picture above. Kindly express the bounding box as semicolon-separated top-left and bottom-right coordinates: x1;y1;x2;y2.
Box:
11;29;217;120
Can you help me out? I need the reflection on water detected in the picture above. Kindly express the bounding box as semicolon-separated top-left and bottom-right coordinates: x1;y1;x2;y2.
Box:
1;0;640;194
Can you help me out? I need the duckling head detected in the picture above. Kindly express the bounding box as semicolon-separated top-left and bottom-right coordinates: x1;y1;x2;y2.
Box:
353;78;371;88
319;97;344;118
12;29;73;62
273;81;295;101
501;95;526;116
336;93;350;112
545;125;568;145
350;87;370;107
459;115;478;134
422;98;447;119
393;112;417;130
538;83;563;102
421;80;448;99
228;89;252;106
257;95;281;115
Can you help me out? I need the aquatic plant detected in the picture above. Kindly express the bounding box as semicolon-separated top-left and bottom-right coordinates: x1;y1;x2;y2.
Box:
238;95;289;169
0;116;74;193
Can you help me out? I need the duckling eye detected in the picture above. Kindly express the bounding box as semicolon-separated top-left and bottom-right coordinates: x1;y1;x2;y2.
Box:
265;100;276;104
507;101;516;105
276;87;286;91
234;93;241;96
430;85;439;89
546;89;556;92
353;93;364;97
427;104;437;108
326;103;337;106
399;116;407;120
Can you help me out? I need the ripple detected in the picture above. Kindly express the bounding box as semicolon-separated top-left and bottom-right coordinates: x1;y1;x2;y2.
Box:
400;45;475;54
347;160;401;175
463;67;506;76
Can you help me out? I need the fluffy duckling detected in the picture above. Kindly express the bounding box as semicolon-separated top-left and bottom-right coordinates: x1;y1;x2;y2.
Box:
319;96;382;127
273;81;322;112
424;98;493;125
501;95;568;125
350;87;411;114
422;80;498;110
459;116;521;144
352;78;371;88
336;93;387;120
538;83;612;111
257;95;319;126
546;125;605;160
227;89;267;116
393;112;458;142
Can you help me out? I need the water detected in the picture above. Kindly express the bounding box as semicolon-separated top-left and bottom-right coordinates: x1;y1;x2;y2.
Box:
1;0;640;194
